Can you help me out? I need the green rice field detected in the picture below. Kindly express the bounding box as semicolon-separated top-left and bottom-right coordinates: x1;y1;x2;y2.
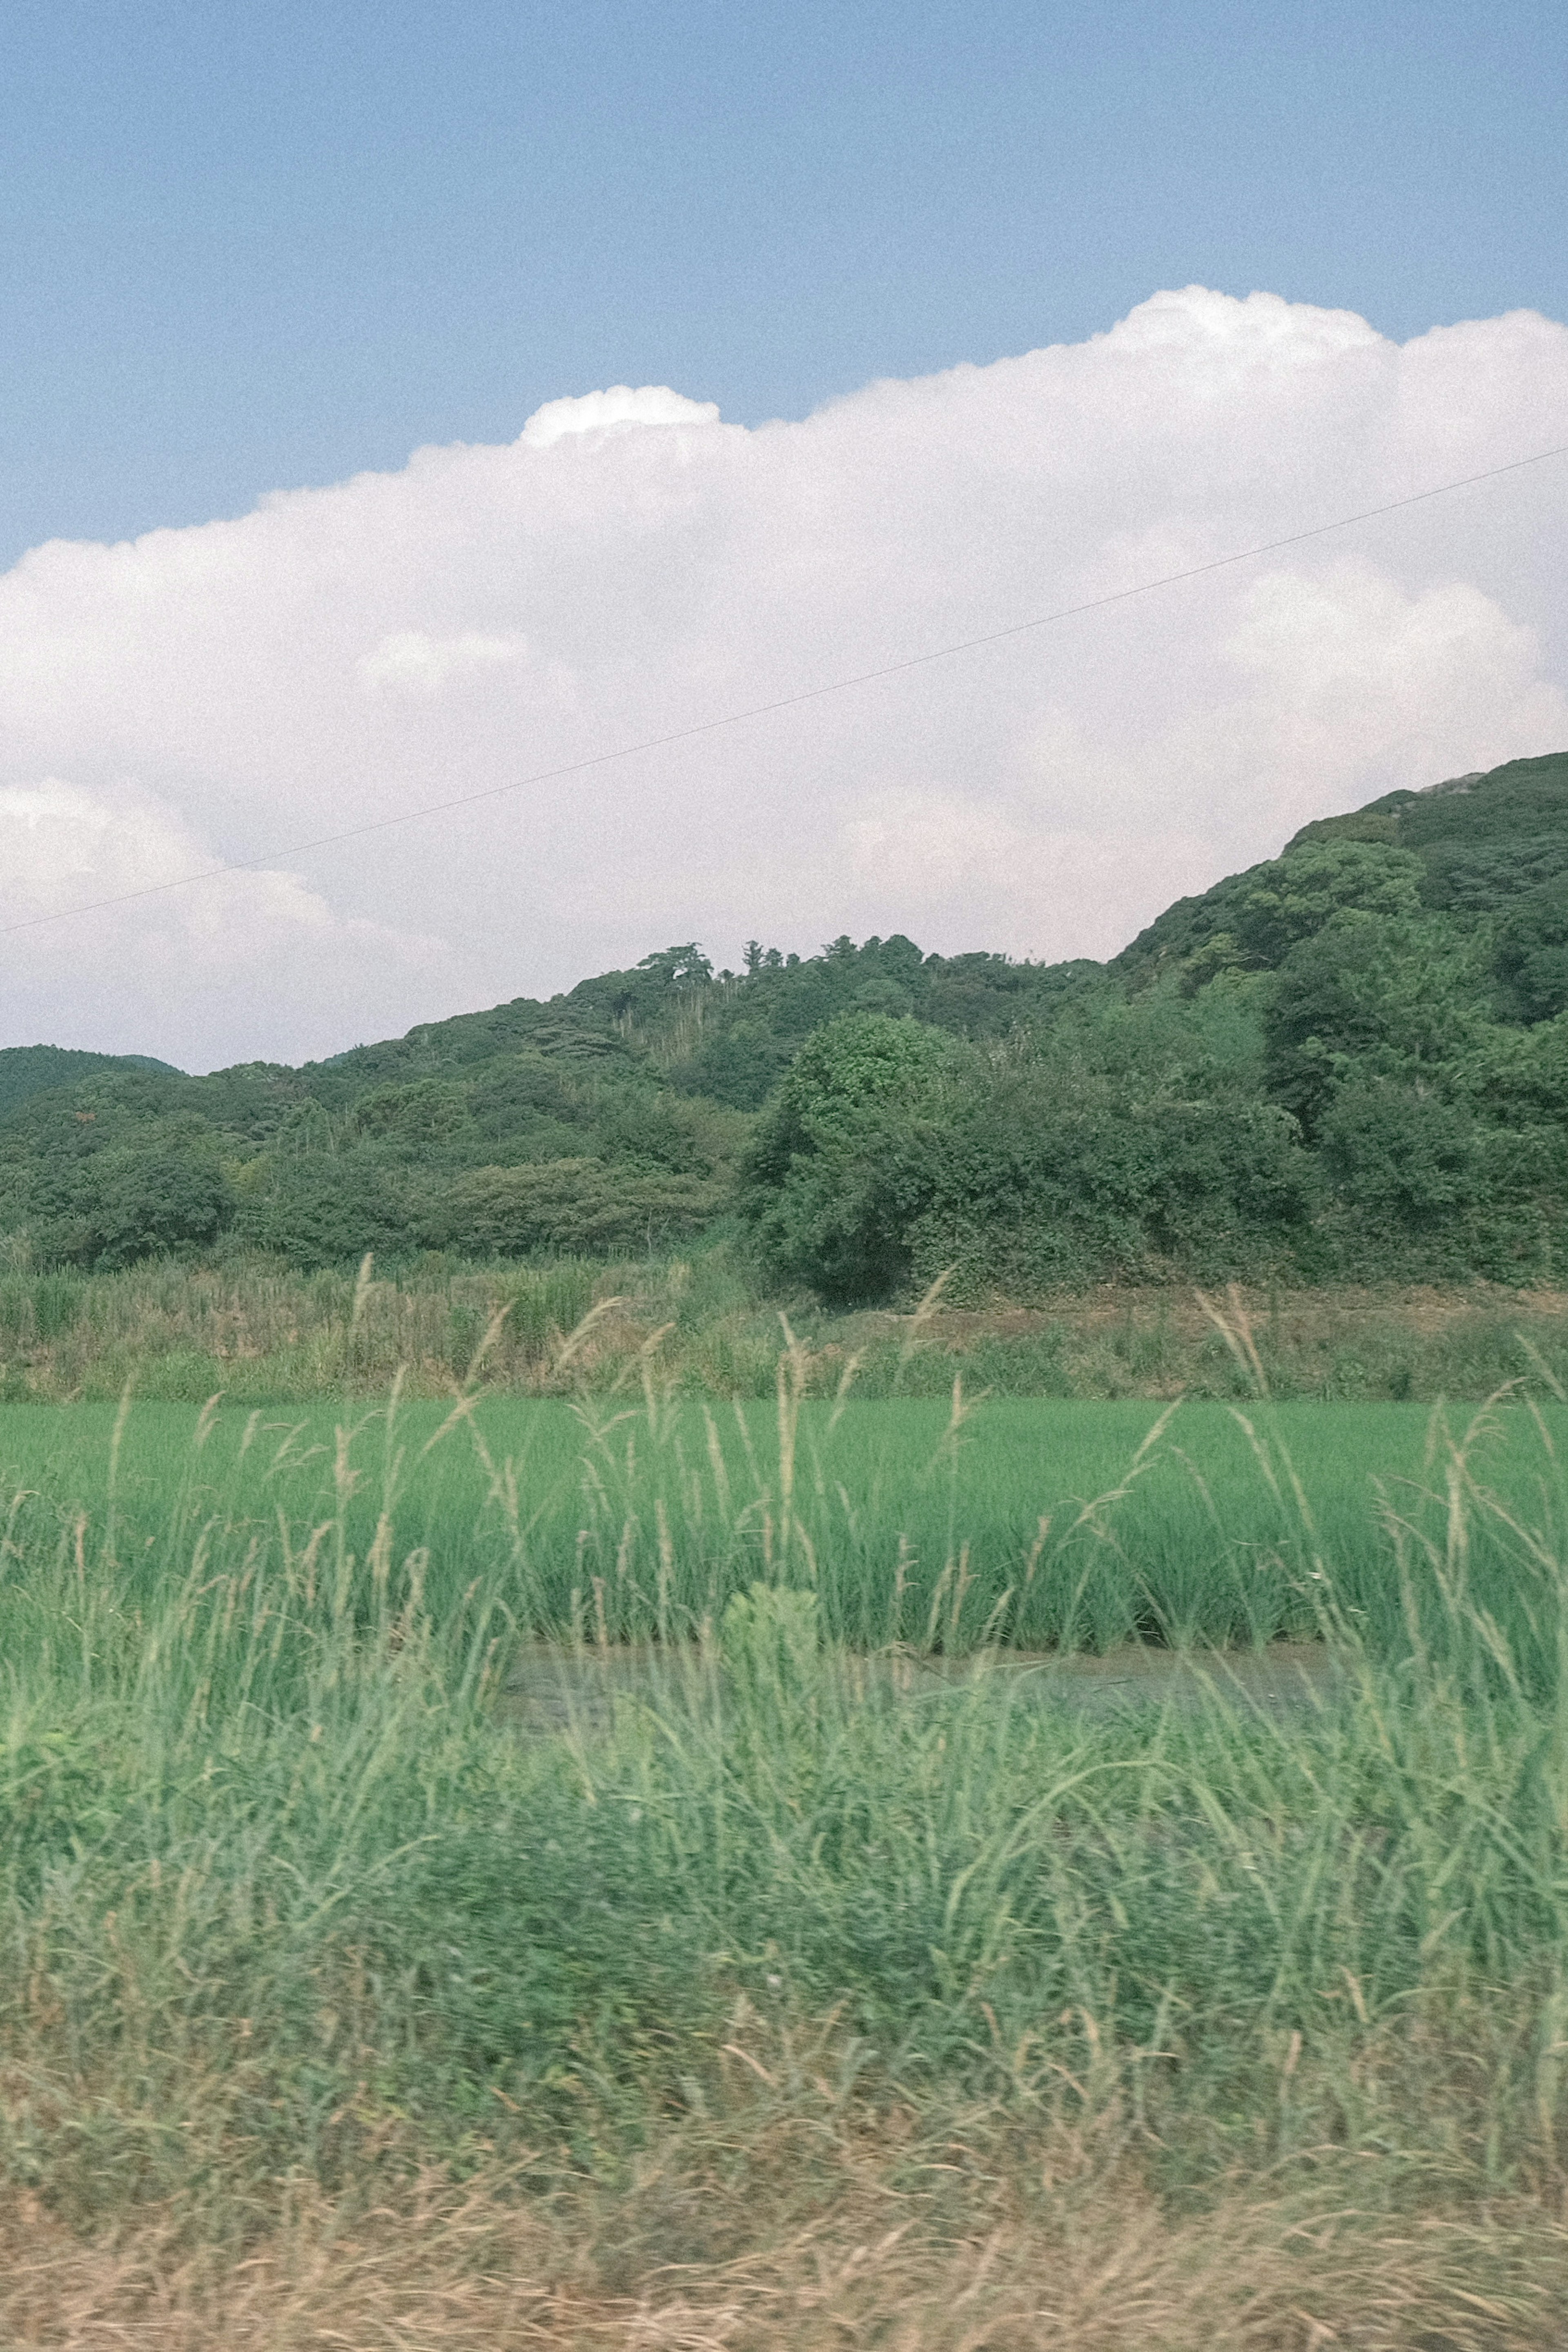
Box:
3;1381;1564;1665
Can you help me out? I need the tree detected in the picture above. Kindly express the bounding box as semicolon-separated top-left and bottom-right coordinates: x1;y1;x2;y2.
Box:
742;1013;973;1299
900;1066;1312;1295
351;1079;472;1147
232;1152;416;1269
635;944;713;990
1232;840;1426;968
1494;878;1568;1023
1263;911;1488;1134
421;1160;723;1258
84;1151;233;1269
1315;1076;1479;1261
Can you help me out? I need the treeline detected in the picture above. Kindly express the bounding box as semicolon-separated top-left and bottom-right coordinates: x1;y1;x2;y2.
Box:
746;753;1568;1297
2;750;1566;1298
0;936;1090;1277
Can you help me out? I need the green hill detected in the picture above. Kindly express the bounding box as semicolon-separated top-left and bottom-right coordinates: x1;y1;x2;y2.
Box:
0;1045;183;1124
1114;750;1568;997
2;749;1566;1293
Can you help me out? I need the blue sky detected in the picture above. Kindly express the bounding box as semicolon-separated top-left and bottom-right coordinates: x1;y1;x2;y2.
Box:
3;1;1566;1064
4;0;1564;568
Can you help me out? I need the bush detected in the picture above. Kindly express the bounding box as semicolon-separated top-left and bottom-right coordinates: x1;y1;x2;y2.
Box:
423;1160;727;1259
231;1151;416;1269
744;1008;1316;1303
1263;910;1490;1134
742;1014;975;1300
902;1073;1314;1295
1494;876;1568;1023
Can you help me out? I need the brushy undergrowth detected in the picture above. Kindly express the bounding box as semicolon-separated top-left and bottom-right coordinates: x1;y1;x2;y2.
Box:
2;1244;1568;1404
2;1303;1568;2341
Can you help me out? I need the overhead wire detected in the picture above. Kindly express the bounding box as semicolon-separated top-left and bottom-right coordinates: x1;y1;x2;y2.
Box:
2;435;1565;941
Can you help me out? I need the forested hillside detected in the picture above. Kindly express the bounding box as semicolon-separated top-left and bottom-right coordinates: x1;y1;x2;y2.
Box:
2;748;1565;1296
0;1045;180;1124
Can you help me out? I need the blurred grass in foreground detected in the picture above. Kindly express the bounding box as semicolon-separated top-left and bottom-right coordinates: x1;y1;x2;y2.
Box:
0;1314;1566;2340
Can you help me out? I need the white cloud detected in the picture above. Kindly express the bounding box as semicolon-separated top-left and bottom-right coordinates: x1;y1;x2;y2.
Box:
519;384;720;448
0;778;442;1069
1;288;1565;1067
359;630;533;697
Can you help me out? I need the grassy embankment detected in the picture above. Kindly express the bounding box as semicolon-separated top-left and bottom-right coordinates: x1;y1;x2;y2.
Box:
3;1247;1568;1401
1;1303;1568;2341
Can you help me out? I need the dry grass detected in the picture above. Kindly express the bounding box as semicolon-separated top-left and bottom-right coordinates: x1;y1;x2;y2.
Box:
4;2141;1565;2351
6;1253;1568;1403
827;1280;1568;1401
919;1280;1568;1345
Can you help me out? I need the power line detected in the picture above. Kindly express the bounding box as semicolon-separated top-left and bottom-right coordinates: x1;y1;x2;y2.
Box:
4;435;1566;941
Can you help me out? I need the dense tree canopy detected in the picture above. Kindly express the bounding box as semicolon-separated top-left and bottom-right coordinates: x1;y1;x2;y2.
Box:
2;749;1566;1294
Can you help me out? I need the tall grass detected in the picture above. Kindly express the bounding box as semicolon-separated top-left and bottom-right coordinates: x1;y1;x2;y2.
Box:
1;1331;1567;2338
2;1244;1567;1400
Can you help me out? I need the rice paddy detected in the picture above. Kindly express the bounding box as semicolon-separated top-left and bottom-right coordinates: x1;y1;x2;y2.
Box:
3;1328;1568;2341
4;1369;1564;1662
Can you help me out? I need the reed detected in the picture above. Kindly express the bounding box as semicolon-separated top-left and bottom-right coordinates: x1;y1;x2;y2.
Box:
2;1246;1567;1402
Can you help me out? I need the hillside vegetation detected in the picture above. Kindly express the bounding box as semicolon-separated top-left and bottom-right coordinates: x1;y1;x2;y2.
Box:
2;749;1566;1297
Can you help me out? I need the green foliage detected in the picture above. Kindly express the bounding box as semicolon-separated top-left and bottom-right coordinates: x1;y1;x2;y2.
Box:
81;1148;234;1269
675;1016;795;1110
230;1149;418;1269
748;1012;967;1173
743;1014;973;1299
1470;1009;1568;1127
1229;838;1426;964
720;1586;823;1730
740;985;1315;1300
1261;910;1491;1133
1118;839;1431;992
2;749;1567;1291
590;1088;738;1178
1312;1078;1488;1274
0;1042;181;1122
350;1077;474;1146
1120;750;1568;988
727;749;1568;1302
1495;875;1568;1021
903;1074;1314;1295
422;1159;725;1258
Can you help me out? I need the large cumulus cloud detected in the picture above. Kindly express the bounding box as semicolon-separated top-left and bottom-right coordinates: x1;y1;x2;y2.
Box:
2;288;1565;1069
